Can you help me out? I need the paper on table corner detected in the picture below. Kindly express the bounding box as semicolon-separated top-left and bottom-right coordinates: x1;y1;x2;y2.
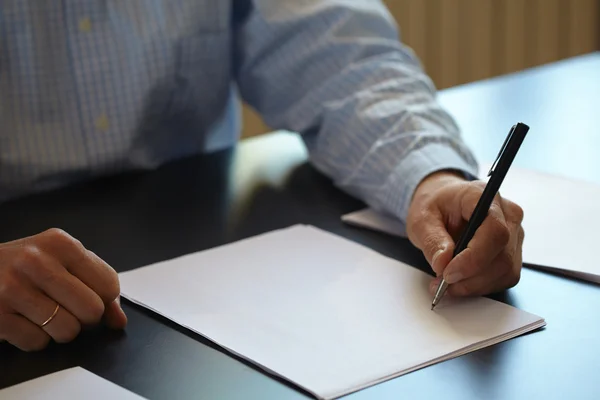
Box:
0;366;147;400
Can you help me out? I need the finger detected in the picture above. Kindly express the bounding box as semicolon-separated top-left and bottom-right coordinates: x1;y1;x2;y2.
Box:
103;298;128;330
506;225;524;288
493;200;524;288
16;248;106;325
458;182;502;222
408;209;455;276
443;197;510;284
448;244;519;296
40;305;82;344
73;250;120;305
0;313;50;351
517;226;525;256
500;197;525;224
429;276;442;295
449;268;519;297
7;282;82;344
35;229;120;304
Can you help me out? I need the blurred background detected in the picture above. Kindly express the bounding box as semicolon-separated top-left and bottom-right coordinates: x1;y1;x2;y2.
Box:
241;0;599;138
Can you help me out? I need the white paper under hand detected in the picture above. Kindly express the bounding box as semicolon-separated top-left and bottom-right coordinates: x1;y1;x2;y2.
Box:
0;367;146;400
342;208;407;238
119;225;545;400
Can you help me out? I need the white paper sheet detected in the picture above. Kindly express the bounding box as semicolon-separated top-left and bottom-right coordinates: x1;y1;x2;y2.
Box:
342;166;600;284
119;225;544;400
0;367;146;400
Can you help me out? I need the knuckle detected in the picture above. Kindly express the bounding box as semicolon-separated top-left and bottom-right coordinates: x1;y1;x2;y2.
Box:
14;246;62;285
422;233;439;254
55;321;81;344
498;251;515;271
407;207;430;236
31;336;51;352
461;187;484;216
42;228;72;243
0;273;23;303
43;228;85;253
86;253;120;304
461;191;478;212
465;181;485;195
472;180;487;190
508;268;522;288
511;204;525;223
102;267;121;303
82;299;105;325
489;217;510;246
14;245;45;273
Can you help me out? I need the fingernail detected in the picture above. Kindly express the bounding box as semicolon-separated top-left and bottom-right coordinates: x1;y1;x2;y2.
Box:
444;271;464;284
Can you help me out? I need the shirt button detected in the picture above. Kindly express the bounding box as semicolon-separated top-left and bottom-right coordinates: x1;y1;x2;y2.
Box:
95;114;110;131
78;17;92;32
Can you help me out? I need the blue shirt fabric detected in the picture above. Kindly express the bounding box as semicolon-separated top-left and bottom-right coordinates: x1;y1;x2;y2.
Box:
0;0;478;229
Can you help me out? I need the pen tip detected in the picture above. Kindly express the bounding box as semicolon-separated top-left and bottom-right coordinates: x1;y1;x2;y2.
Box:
431;304;435;311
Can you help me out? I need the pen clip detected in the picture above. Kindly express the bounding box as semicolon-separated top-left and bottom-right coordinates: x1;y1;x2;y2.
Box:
488;125;516;177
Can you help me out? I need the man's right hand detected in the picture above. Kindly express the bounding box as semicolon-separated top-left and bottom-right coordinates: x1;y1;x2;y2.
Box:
0;228;127;351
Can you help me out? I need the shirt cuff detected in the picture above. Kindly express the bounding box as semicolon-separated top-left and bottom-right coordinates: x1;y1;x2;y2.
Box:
375;142;479;234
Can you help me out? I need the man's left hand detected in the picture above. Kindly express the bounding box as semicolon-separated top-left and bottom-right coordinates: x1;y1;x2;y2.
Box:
406;171;525;297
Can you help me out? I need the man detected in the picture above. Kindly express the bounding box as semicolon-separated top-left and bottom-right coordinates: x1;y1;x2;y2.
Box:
0;0;524;351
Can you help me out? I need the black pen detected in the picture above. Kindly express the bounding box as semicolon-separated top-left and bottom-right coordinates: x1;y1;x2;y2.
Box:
431;122;530;310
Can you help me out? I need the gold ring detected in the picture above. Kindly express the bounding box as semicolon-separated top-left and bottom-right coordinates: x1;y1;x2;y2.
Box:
41;304;60;327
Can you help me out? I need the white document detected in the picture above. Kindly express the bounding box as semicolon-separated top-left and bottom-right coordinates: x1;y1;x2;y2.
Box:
343;208;406;237
0;367;146;400
119;225;545;400
342;166;600;284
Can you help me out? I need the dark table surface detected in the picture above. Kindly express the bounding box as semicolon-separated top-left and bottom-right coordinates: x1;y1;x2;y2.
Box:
1;52;599;400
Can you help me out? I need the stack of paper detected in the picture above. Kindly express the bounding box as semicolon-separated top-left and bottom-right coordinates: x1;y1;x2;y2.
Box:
119;225;545;400
0;367;146;400
342;167;600;284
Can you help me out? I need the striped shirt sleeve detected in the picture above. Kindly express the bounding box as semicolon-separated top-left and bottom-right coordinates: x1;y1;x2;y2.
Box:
234;0;479;230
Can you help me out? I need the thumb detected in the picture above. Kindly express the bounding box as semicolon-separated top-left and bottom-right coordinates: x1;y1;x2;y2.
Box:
103;297;128;330
410;212;455;276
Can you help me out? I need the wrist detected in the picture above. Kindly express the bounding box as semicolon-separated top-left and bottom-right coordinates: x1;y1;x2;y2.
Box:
412;170;466;202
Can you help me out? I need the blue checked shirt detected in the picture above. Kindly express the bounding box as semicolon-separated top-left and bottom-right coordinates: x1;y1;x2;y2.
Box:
0;0;478;228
